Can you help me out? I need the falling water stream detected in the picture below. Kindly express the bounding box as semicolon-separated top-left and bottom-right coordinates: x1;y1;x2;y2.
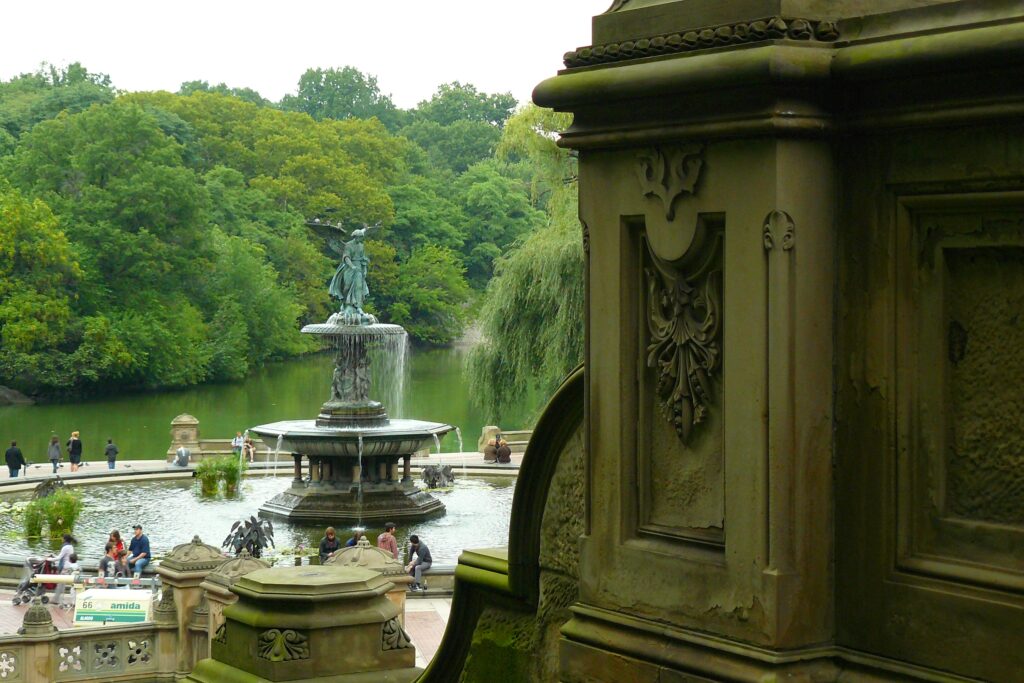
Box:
356;433;364;527
270;434;283;478
455;426;466;477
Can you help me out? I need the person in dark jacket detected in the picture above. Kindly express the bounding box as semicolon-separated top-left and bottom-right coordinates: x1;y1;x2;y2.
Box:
318;527;341;564
67;431;83;472
104;439;119;470
5;441;26;478
405;534;433;591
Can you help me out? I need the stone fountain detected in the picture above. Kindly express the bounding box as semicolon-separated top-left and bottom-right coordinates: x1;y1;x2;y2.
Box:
252;225;453;523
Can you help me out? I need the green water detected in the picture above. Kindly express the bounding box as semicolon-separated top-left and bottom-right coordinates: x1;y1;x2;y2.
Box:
0;347;536;463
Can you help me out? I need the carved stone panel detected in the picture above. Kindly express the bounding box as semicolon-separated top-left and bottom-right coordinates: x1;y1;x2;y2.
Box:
898;201;1024;592
632;220;725;547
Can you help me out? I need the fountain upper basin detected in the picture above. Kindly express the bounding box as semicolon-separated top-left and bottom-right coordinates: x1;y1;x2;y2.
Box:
250;419;454;457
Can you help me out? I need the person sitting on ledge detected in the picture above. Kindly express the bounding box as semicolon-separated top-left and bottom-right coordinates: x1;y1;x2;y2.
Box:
405;534;432;592
127;524;150;576
496;438;512;464
346;530;366;547
98;543;118;578
319;527;341;563
377;522;399;560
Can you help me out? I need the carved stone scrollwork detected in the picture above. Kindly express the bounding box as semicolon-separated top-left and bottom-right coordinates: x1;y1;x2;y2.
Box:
382;617;413;651
644;230;722;444
637;145;704;221
257;629;310;662
565;16;841;68
763;210;795;252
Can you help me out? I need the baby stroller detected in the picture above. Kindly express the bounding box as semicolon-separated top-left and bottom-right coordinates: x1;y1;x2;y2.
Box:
11;556;58;605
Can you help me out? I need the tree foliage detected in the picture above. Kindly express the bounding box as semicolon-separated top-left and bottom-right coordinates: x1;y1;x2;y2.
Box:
467;106;583;419
0;63;555;397
281;67;404;131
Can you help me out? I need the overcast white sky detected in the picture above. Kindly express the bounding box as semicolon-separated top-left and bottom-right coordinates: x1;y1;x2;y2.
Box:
0;1;610;108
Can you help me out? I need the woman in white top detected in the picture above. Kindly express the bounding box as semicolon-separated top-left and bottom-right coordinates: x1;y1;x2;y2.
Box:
53;534;76;573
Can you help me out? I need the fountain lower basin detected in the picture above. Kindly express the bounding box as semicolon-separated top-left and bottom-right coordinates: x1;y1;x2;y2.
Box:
250;418;455;524
250;419;452;458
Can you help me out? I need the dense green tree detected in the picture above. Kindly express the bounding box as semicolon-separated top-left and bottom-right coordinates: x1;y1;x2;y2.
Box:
414;82;517;127
467;106;583;418
0;185;81;355
178;80;269;107
0;63;114;137
385;178;465;257
398;119;501;175
455;160;545;287
389;245;470;345
281;67;405;131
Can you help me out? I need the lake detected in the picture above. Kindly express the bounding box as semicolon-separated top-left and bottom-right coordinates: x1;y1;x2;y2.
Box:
0;346;537;464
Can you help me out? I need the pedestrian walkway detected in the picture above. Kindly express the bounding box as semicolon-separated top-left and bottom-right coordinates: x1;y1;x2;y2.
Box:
0;451;521;487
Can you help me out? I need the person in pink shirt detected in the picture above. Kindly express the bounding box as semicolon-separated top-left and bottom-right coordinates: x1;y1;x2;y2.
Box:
377;522;399;560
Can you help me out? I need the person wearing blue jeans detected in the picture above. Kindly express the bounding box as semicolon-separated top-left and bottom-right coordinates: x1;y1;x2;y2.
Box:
404;534;432;591
127;524;150;576
104;439;119;470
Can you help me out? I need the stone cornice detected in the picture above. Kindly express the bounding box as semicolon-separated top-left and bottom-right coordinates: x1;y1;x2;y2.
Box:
564;16;838;69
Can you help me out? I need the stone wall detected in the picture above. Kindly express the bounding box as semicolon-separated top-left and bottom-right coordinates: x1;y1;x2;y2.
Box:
459;425;583;681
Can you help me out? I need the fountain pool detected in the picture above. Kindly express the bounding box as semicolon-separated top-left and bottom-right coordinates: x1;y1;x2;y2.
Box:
0;475;515;566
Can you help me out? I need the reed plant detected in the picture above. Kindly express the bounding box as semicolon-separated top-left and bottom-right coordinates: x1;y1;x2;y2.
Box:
23;489;82;538
195;458;221;496
217;456;245;495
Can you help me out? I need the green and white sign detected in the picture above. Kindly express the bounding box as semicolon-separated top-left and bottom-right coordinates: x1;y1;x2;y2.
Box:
74;588;153;627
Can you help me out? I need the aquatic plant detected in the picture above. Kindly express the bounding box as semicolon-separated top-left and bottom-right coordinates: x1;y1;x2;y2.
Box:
22;503;43;538
195;458;220;496
23;489;82;538
222;515;274;559
217;456;245;495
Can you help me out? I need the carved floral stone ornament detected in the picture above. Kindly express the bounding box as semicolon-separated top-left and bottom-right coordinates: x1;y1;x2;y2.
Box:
636;145;704;221
257;629;310;662
382;617;413;651
762;210;795;251
644;231;722;444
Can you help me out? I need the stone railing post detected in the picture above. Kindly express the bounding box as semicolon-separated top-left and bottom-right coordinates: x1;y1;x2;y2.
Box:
325;537;412;625
199;550;270;659
156;535;228;679
185;566;419;682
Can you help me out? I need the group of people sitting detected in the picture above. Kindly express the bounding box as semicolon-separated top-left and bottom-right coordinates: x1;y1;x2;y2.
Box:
51;525;151;580
317;523;433;591
483;434;513;464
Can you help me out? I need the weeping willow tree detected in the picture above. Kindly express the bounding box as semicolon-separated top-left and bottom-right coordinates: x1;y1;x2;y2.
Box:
466;106;583;420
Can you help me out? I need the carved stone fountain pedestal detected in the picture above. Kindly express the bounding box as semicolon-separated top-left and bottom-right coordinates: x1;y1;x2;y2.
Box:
185;565;419;683
253;321;453;524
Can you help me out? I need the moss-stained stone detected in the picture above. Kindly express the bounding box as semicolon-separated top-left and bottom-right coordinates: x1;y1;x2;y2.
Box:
459;424;584;682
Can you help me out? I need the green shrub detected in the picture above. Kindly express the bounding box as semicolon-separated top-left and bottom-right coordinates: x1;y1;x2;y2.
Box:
195;458;220;496
217;456;245;495
42;490;82;538
23;503;43;538
23;489;82;538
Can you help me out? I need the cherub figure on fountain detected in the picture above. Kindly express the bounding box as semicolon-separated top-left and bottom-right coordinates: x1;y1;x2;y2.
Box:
328;225;378;326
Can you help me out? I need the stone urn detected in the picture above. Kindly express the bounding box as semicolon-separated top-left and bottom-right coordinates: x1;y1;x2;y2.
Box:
325;537;412;624
186;565;419;682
